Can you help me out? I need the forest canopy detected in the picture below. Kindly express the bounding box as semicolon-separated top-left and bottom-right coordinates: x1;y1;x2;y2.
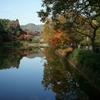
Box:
37;0;100;52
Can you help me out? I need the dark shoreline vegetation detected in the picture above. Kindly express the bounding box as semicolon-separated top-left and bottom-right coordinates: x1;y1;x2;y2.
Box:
64;48;100;92
56;50;100;99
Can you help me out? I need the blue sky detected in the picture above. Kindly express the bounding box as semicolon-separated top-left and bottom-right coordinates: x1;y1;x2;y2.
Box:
0;0;43;25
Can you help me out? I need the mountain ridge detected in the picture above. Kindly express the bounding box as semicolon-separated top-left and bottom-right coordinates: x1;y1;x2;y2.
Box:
20;23;43;33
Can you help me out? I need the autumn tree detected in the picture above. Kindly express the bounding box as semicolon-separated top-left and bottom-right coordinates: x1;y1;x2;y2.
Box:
50;29;70;49
0;19;21;41
41;18;71;49
38;0;100;52
41;18;55;43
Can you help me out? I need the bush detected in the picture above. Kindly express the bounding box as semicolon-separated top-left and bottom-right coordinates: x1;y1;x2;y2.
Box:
70;48;100;70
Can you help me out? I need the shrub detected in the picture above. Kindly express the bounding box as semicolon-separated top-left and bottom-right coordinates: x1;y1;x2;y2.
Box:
70;48;100;70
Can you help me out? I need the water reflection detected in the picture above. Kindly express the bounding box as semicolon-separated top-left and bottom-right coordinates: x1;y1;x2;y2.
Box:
0;47;99;100
42;47;89;100
0;47;43;70
0;47;56;100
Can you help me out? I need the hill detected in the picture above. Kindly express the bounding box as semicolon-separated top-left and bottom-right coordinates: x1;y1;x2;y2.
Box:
20;23;43;33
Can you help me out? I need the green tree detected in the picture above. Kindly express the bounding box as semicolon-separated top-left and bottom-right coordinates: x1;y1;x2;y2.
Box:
0;19;21;41
37;0;100;52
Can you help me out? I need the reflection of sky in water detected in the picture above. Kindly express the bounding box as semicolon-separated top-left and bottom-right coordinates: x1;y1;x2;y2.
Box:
0;57;55;100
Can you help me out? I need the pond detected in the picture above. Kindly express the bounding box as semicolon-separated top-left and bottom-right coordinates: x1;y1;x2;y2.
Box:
0;47;100;100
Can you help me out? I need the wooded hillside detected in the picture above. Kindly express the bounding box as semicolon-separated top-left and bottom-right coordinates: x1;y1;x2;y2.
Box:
21;23;43;33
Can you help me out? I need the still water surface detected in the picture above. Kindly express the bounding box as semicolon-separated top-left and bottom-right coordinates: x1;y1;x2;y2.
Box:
0;57;55;100
0;47;100;100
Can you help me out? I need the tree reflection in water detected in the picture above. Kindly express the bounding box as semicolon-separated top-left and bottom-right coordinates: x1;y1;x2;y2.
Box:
0;47;39;70
42;47;89;100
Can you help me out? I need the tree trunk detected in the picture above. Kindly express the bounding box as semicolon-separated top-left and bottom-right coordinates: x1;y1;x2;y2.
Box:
91;29;96;53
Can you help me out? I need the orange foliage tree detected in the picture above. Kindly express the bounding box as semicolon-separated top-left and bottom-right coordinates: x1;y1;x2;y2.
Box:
41;18;71;49
49;29;70;49
41;18;73;56
41;18;54;43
